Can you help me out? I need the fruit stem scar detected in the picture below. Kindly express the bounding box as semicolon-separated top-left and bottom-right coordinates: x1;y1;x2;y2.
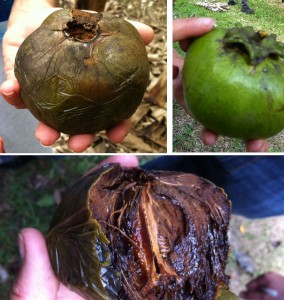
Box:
62;9;103;42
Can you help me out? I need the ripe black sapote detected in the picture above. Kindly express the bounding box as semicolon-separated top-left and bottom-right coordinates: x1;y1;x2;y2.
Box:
183;24;284;140
15;9;149;135
46;164;238;300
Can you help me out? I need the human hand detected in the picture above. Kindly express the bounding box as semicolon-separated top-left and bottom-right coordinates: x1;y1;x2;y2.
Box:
173;18;269;152
240;272;284;300
1;5;154;152
11;155;139;300
11;228;84;300
0;136;5;153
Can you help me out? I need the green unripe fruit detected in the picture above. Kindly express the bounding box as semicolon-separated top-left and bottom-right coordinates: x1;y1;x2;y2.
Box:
183;25;284;140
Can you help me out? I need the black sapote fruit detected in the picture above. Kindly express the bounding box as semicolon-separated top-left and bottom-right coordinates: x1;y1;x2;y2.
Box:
183;24;284;140
15;9;149;135
46;164;238;300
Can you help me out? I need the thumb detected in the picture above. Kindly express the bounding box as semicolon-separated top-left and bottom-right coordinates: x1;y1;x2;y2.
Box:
11;228;59;300
84;155;139;177
101;155;139;168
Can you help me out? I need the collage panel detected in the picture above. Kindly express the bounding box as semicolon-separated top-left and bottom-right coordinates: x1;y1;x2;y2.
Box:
0;0;166;154
173;0;284;152
0;155;284;299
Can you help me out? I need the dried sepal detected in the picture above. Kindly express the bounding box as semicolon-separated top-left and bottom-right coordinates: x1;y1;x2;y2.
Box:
223;24;284;66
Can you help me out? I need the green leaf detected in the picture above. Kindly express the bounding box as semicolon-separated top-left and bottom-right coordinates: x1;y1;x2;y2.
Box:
36;194;54;208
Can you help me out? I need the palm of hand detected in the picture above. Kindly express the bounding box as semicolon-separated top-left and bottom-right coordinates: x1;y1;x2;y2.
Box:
3;8;59;83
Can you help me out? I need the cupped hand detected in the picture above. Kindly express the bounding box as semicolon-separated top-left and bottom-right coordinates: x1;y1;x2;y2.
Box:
1;6;154;152
240;272;284;300
11;155;139;300
11;228;84;300
173;18;269;152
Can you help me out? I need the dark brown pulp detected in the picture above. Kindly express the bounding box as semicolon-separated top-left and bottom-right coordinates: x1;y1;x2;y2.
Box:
46;165;231;300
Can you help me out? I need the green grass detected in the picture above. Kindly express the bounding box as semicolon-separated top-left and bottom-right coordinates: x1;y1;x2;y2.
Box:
0;156;154;298
174;0;284;40
173;0;284;152
173;100;284;152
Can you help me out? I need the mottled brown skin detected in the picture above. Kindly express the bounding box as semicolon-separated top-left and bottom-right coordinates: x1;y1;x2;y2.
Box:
47;165;233;300
15;9;149;134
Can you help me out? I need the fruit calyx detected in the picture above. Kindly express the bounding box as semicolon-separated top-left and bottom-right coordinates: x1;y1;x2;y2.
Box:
63;9;102;42
223;24;284;66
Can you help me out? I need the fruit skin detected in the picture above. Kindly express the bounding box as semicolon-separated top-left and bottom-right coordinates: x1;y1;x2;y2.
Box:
14;9;149;135
183;27;284;140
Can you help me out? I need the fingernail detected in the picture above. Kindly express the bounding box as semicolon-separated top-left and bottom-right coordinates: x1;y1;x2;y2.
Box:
255;141;264;151
18;232;25;260
260;145;267;152
261;141;269;152
257;141;268;152
1;91;14;97
210;20;217;29
247;140;265;152
201;18;216;28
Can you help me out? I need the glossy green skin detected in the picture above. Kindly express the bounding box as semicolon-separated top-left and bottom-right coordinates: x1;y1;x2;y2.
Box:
183;28;284;140
15;9;149;135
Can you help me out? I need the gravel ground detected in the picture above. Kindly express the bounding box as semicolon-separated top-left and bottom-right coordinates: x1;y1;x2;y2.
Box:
228;214;284;297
